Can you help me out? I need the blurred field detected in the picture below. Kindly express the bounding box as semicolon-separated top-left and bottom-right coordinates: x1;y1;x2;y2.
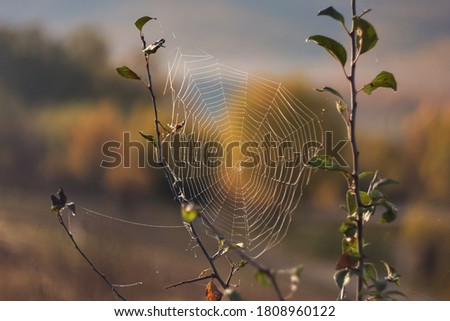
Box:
2;186;449;300
0;25;449;300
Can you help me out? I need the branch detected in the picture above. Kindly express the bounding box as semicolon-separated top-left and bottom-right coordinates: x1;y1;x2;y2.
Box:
141;41;164;167
139;34;230;294
188;221;228;289
349;0;365;301
199;213;285;300
57;214;126;301
165;274;214;289
139;28;285;301
225;257;240;286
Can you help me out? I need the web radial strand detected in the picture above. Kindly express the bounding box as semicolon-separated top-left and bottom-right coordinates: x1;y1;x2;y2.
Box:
164;49;322;258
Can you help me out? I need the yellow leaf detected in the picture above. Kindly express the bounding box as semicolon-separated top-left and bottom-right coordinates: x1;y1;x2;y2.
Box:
181;203;199;223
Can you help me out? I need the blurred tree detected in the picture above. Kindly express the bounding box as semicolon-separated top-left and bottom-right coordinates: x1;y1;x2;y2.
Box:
0;25;155;195
0;26;94;104
403;102;450;203
65;26;108;73
0;25;143;107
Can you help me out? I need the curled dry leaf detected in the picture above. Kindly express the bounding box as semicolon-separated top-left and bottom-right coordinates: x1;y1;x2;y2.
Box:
205;280;223;301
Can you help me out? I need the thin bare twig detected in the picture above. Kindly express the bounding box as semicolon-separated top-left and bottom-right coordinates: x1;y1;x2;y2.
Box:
199;213;285;300
57;214;126;301
165;274;214;289
225;266;236;287
188;221;228;289
139;25;285;300
139;33;230;294
224;256;240;287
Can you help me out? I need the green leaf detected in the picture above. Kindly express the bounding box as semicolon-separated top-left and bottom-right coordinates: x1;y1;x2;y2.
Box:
360;191;372;206
291;265;304;279
336;100;347;115
340;220;357;237
359;171;374;180
238;260;247;268
346;190;357;215
373;177;398;189
362;71;397;94
135;16;155;31
139;131;157;147
307;155;348;172
318;6;345;26
342;237;360;257
370;189;384;201
354;17;378;54
306;155;326;168
314;87;348;116
181;203;199;223
315;86;345;101
381;260;395;276
219;242;245;256
307;35;347;67
225;289;243;301
373;279;388;292
231;242;244;250
364;262;378;282
380;208;396;224
254;270;271;286
116;66;141;80
380;201;398;224
334;269;351;290
381;260;400;285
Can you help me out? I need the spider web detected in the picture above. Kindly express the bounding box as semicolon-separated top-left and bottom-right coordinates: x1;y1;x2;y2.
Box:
163;49;322;258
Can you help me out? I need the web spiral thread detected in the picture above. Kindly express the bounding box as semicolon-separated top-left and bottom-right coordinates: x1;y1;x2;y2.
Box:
163;49;322;258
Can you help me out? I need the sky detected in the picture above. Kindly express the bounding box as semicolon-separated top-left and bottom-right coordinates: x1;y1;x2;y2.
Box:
1;0;450;105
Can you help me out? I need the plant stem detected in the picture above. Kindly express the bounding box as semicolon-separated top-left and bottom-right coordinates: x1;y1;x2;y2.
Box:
58;215;126;301
140;39;184;202
165;274;214;289
199;213;285;300
189;221;228;289
141;54;163;165
349;0;364;301
140;37;231;294
139;32;284;301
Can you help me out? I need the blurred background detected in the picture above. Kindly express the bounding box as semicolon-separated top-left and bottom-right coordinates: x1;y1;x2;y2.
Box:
0;0;449;300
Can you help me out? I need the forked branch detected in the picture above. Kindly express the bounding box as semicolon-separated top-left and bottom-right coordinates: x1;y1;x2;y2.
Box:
56;212;126;301
138;19;285;300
